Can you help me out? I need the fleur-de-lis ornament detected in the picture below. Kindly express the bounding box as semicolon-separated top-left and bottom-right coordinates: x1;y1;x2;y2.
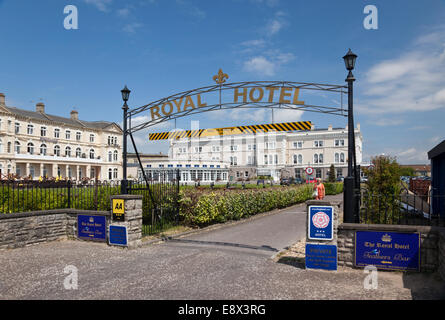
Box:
213;68;229;85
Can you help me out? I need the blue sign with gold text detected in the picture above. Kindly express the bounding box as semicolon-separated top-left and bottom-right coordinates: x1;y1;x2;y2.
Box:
77;215;106;242
355;231;420;271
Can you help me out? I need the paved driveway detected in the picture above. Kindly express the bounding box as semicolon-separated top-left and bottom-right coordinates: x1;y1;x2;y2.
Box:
0;193;443;300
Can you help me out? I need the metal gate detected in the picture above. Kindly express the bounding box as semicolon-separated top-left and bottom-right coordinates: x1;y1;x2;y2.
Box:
128;169;180;235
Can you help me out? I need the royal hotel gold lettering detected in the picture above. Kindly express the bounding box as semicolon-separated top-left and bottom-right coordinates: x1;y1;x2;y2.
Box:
149;87;304;121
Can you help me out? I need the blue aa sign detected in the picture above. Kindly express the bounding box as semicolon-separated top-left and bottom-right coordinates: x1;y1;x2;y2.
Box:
308;206;334;240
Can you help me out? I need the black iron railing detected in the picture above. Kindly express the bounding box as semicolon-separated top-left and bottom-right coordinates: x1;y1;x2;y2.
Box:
359;188;445;226
128;169;181;235
0;180;122;213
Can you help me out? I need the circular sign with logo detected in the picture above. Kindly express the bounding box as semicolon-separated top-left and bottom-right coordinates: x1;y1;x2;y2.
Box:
305;167;314;175
312;211;330;229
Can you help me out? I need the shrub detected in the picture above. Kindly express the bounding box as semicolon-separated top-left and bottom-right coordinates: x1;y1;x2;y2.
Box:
179;184;314;227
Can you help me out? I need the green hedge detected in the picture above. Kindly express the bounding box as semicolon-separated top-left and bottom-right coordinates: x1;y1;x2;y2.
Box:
178;184;314;227
324;182;343;195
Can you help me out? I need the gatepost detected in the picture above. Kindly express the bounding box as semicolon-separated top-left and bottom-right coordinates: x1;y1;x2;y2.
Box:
305;200;341;271
109;195;143;249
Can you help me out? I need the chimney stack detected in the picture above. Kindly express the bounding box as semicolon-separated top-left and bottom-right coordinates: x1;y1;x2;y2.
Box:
70;110;79;120
0;93;5;105
328;124;333;131
36;102;45;113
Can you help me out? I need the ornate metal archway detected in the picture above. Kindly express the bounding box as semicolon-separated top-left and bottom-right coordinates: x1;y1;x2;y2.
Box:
120;55;360;223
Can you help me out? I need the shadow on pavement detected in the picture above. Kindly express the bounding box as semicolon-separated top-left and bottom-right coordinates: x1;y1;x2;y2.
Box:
402;272;445;300
276;256;306;269
165;238;279;252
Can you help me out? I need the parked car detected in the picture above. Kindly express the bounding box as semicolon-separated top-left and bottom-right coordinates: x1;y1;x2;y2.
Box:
280;177;293;186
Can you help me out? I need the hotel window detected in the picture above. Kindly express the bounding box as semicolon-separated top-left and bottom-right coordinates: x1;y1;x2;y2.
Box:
335;139;345;147
230;156;237;166
340;153;345;163
76;147;81;158
65;146;71;157
295;169;302;179
293;141;303;149
247;155;256;165
336;169;343;178
194;146;202;153
27;124;34;135
27;142;34;155
89;134;95;143
65;130;71;140
54;145;60;156
264;154;268;165
7;141;11;153
89;149;95;159
113;150;118;161
76;132;81;141
314;154;318;164
15;122;20;134
108;151;112;162
316;169;322;179
212;146;220;152
54;128;60;138
40;126;47;137
230;145;238;151
113;168;118;179
335;153;339;163
15;141;21;154
314;140;324;148
247;144;256;151
265;142;276;150
108;168;112;180
313;153;324;163
40;144;47;156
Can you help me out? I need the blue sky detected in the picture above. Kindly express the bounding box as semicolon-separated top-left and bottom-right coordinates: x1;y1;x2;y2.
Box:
0;0;444;164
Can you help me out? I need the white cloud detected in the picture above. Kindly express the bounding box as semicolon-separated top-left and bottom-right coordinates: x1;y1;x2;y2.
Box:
84;0;112;12
273;109;304;123
242;51;295;77
358;26;445;114
371;118;405;127
243;56;276;76
122;22;144;34
117;8;131;17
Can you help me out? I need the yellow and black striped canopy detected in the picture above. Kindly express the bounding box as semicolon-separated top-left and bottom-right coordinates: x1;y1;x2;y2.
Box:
149;120;312;141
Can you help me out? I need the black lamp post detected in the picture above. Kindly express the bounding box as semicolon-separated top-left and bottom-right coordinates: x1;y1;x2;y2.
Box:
121;85;131;194
342;49;359;223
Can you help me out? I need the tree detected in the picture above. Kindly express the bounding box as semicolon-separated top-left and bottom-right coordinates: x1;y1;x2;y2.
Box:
363;155;401;195
361;155;401;223
399;166;415;177
328;164;336;182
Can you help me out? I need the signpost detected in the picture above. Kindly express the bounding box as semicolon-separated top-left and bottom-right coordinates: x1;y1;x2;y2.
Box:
355;231;420;271
109;225;128;247
308;205;334;241
305;244;337;271
77;215;106;242
112;198;125;221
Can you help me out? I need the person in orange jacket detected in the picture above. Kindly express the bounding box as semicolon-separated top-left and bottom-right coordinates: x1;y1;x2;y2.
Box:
315;178;325;200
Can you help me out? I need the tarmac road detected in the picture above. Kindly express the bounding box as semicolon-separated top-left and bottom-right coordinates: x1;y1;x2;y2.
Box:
0;193;443;300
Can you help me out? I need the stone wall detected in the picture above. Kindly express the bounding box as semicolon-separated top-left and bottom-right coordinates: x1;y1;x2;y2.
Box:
110;195;143;249
338;223;445;280
0;209;110;250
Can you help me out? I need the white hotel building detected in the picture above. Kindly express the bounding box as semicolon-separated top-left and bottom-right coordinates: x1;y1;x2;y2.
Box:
168;124;363;182
0;93;123;181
